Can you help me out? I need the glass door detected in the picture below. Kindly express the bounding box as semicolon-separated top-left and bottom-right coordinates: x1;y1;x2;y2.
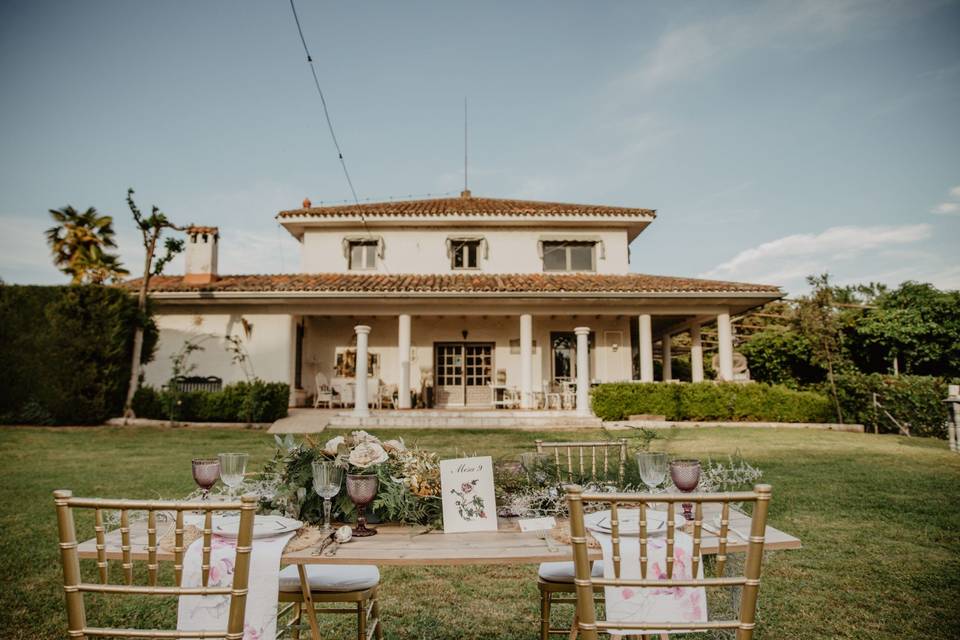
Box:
434;342;494;407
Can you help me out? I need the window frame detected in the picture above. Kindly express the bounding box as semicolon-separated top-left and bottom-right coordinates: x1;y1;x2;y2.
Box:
348;240;378;271
450;239;482;270
541;241;597;272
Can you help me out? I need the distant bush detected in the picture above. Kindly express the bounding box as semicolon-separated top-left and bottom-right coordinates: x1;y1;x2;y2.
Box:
828;373;950;438
591;382;834;423
133;380;289;424
0;285;155;425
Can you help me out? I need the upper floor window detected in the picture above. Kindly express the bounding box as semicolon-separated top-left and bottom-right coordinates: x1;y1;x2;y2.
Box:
348;240;378;270
542;241;596;272
451;239;481;269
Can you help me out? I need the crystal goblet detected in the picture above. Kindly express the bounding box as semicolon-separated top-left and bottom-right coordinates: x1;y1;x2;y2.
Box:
312;460;343;534
636;452;669;492
345;474;379;537
218;452;248;498
192;458;220;501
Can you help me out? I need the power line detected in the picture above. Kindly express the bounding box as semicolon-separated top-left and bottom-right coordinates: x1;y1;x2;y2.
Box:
288;0;360;207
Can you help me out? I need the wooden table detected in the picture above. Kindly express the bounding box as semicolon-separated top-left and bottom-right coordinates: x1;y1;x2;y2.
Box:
78;510;801;638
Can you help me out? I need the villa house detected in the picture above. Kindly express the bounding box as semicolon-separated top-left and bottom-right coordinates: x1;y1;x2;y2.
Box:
137;191;781;417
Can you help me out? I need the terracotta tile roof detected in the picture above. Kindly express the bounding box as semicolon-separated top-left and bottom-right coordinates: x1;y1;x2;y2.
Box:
277;195;656;219
130;273;780;295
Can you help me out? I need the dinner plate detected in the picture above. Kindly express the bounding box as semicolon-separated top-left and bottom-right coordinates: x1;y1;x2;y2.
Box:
212;515;303;539
584;509;686;536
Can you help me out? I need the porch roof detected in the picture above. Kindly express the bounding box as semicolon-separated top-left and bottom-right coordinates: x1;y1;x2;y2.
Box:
129;272;781;296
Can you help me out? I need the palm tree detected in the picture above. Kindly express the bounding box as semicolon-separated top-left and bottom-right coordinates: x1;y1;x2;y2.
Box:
46;206;129;284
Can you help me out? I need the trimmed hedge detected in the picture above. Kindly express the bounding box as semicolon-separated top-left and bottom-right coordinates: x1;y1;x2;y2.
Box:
132;380;290;423
828;373;950;438
0;285;155;425
591;382;835;423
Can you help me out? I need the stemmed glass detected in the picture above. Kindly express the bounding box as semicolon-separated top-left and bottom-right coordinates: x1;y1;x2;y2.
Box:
312;461;343;534
519;452;552;485
218;453;249;499
636;452;669;492
670;459;702;521
192;458;220;501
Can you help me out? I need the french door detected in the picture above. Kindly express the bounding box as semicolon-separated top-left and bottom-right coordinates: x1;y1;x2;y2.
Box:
434;342;494;407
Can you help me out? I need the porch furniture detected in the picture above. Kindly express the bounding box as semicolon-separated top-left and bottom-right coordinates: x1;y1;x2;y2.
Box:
542;381;562;410
531;439;628;639
332;381;353;408
314;372;333;408
77;514;799;640
170;375;223;393
566;484;773;640
561;381;577;409
54;490;256;640
278;565;383;640
491;384;520;409
377;383;397;409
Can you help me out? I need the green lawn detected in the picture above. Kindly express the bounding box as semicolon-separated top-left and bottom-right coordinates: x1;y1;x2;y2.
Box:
1;425;958;639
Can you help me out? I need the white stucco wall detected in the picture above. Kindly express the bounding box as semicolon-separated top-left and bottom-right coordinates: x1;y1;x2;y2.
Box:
142;313;295;392
300;227;631;274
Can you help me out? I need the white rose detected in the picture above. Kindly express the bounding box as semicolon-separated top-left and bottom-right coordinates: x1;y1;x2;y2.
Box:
351;430;381;445
348;442;389;469
324;436;345;455
383;438;406;452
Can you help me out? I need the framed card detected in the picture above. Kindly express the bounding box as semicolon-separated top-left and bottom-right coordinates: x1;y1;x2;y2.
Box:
440;456;498;533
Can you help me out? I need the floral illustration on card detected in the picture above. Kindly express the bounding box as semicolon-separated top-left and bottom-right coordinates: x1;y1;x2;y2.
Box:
450;479;487;520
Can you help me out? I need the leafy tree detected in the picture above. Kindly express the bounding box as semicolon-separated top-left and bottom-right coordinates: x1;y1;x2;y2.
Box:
45;206;128;284
739;328;825;387
794;274;848;422
850;282;960;377
123;189;189;419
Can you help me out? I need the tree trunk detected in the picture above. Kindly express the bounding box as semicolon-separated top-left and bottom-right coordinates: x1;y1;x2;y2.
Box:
824;347;844;424
123;235;158;420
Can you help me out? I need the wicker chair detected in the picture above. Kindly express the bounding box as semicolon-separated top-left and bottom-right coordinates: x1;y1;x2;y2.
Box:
566;484;773;640
532;439;628;640
52;490;256;640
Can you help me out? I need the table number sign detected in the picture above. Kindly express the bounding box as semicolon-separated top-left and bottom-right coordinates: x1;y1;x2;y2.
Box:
440;456;498;533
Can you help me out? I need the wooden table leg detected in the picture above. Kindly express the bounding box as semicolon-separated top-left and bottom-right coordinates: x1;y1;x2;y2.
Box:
297;565;322;640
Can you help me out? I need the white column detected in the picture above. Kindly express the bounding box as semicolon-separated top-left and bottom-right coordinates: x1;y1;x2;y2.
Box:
638;314;653;382
690;324;704;383
397;314;411;409
520;314;533;409
717;311;734;381
662;335;672;382
353;325;371;417
287;315;299;407
575;327;591;417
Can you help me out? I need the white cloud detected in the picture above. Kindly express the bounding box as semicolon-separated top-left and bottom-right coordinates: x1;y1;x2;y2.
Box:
932;202;959;214
700;223;933;290
950;185;960;199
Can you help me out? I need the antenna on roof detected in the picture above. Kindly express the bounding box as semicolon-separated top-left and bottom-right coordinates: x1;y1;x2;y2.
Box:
462;97;471;198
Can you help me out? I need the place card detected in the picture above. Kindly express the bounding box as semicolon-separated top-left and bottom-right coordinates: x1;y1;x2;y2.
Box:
440;456;498;533
518;516;557;533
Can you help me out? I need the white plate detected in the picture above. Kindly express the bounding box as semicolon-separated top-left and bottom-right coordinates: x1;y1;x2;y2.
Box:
585;509;686;536
213;515;303;539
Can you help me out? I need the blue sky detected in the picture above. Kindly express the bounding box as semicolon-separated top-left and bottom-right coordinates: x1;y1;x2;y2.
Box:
1;0;958;293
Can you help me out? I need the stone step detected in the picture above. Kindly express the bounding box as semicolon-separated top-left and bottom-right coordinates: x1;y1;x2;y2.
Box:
327;414;602;430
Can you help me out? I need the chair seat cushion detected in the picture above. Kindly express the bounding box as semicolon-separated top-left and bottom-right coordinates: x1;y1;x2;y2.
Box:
278;564;380;592
538;560;605;583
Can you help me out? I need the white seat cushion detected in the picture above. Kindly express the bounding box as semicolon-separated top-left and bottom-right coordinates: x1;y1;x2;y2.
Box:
538;560;605;583
278;564;380;593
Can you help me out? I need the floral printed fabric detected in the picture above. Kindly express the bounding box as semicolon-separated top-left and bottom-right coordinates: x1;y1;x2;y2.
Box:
593;527;707;635
176;528;296;640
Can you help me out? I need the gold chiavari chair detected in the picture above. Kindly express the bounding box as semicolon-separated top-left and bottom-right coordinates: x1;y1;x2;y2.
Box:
53;489;257;640
566;484;773;640
276;564;383;640
532;439;628;640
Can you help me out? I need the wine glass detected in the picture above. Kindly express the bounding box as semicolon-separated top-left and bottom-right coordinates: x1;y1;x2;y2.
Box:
218;453;249;499
636;452;669;492
519;452;552;484
312;460;343;533
670;459;701;521
192;458;220;501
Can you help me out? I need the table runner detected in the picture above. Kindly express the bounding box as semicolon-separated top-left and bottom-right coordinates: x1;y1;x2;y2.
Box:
176;530;296;640
593;524;707;635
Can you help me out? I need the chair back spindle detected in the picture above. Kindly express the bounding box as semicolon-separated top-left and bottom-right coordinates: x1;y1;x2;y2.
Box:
534;439;629;485
566;484;772;639
53;490;256;640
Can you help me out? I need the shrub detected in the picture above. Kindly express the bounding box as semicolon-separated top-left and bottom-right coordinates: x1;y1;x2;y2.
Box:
591;382;834;423
828;373;950;438
133;380;289;423
0;285;155;425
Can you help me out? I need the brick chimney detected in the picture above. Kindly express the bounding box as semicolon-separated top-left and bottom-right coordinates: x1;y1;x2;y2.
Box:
183;226;219;285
